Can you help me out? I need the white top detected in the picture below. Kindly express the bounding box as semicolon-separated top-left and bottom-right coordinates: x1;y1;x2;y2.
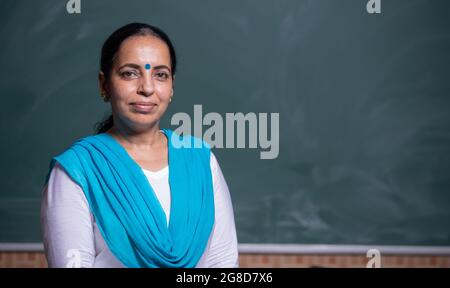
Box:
41;152;239;268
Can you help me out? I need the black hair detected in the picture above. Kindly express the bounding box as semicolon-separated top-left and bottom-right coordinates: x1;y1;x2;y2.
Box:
95;23;177;134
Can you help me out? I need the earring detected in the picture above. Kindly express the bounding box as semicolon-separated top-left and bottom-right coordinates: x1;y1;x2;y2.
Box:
169;97;173;103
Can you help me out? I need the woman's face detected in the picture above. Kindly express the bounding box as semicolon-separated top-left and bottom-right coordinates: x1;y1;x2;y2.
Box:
100;35;174;132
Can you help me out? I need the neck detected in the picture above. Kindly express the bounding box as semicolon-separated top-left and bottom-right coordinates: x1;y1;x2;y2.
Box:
107;120;163;150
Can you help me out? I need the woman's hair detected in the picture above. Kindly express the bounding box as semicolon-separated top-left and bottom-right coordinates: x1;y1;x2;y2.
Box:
95;23;177;134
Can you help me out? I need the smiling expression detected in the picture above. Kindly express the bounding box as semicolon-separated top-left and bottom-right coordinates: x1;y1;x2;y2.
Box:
100;35;174;132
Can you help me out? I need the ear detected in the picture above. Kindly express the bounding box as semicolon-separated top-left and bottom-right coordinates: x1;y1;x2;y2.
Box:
98;71;108;95
171;75;175;97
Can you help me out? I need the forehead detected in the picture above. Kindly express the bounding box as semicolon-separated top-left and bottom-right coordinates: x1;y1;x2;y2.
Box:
114;35;171;66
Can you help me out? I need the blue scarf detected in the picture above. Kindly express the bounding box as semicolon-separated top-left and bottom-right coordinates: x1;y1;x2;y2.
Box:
46;129;215;267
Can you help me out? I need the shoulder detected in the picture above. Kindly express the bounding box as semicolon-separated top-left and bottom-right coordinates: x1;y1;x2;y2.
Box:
163;128;212;164
163;128;211;151
44;162;88;208
46;134;99;188
209;151;220;173
47;162;83;191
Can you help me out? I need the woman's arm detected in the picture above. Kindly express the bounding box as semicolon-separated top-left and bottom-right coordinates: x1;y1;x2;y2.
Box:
40;163;96;268
201;152;239;268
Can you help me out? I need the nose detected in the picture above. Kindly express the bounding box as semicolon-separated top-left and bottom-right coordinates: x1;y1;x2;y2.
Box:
137;73;154;97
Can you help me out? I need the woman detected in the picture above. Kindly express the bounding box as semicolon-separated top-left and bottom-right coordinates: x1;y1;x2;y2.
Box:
41;23;239;268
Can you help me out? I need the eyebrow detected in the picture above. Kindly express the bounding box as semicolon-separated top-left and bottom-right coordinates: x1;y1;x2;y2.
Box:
118;63;171;72
152;65;171;72
118;63;140;70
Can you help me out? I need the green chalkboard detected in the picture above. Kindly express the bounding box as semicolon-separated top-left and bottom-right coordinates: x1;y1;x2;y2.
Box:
1;0;449;245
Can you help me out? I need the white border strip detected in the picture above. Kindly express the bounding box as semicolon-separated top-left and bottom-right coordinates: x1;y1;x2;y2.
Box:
1;243;450;255
0;243;44;252
238;244;450;255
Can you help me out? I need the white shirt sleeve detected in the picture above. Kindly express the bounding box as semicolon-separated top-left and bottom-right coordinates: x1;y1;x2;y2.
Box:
199;152;239;268
41;162;96;268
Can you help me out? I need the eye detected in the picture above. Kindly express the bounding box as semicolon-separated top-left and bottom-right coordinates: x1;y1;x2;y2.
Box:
154;71;169;81
120;70;139;79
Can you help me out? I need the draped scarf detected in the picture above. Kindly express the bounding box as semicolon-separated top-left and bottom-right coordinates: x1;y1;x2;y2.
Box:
47;129;214;267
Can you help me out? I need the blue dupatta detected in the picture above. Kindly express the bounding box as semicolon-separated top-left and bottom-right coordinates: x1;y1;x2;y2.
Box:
46;129;214;267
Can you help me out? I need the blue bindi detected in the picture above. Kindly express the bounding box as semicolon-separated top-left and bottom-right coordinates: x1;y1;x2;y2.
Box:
145;63;151;70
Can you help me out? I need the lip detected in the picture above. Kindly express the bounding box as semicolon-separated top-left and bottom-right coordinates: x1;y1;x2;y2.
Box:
130;102;157;113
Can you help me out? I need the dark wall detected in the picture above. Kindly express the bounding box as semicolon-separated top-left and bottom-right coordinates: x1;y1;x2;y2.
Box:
1;0;449;245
